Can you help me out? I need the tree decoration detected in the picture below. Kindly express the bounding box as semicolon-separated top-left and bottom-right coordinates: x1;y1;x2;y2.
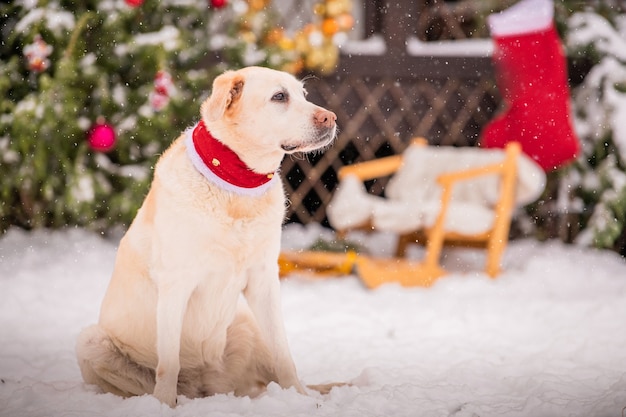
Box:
23;34;53;73
294;0;353;74
124;0;144;7
210;0;228;9
87;119;117;153
149;70;175;112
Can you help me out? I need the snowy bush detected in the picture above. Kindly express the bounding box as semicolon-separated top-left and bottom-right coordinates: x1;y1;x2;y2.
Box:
0;0;226;231
563;11;626;253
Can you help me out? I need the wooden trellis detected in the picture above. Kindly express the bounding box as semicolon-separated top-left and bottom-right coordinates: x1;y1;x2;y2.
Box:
276;1;503;225
283;68;499;224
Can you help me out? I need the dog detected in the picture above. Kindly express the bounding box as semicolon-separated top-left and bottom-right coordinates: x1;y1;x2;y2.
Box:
76;66;337;407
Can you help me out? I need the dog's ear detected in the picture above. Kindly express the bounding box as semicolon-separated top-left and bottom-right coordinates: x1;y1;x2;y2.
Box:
201;71;245;122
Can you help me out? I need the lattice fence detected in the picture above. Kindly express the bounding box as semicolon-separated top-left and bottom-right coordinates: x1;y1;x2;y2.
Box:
283;68;499;224
275;0;504;225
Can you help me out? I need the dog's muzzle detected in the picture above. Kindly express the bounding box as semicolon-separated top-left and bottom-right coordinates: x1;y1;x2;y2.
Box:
281;126;336;153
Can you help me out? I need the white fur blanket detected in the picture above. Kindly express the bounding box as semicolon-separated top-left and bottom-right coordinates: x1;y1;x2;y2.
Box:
327;145;546;235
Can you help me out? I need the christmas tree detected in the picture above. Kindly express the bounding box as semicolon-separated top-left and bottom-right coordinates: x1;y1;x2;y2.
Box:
0;0;230;231
0;0;352;233
562;9;626;254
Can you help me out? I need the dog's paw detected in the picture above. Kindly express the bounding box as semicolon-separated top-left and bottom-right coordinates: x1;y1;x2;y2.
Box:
153;381;178;408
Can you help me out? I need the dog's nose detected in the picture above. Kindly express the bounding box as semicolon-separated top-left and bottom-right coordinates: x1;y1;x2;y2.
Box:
314;109;337;129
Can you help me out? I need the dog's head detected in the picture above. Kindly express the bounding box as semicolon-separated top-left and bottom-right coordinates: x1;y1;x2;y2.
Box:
200;66;337;173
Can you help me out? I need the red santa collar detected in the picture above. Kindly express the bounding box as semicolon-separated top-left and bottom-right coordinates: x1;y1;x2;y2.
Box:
185;121;278;196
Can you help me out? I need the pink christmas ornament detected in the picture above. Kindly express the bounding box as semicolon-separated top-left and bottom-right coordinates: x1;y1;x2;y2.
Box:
210;0;228;9
150;70;174;111
88;121;116;152
124;0;144;7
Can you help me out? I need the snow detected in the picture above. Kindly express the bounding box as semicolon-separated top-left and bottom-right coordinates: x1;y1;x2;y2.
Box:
568;12;626;62
93;153;149;182
114;27;181;57
132;26;181;51
406;37;493;58
1;223;626;416
568;12;626;161
341;35;387;56
69;175;95;203
0;137;19;164
340;36;493;58
14;8;75;34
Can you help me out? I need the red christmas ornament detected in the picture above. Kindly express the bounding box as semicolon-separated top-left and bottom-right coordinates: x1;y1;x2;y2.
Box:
210;0;228;9
153;70;173;96
88;120;116;152
150;70;175;111
125;0;144;7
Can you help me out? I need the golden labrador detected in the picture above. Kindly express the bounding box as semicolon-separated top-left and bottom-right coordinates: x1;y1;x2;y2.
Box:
76;66;337;407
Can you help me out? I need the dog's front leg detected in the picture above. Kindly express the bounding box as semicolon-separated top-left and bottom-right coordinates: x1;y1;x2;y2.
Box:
152;276;196;407
245;263;306;394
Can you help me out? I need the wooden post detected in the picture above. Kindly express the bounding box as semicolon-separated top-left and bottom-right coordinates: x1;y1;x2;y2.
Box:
380;1;417;59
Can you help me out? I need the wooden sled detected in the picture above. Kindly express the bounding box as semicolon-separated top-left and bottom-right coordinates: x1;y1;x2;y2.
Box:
278;250;444;288
279;250;358;277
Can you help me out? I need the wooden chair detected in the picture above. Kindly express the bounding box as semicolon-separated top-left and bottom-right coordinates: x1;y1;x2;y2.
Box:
280;139;545;288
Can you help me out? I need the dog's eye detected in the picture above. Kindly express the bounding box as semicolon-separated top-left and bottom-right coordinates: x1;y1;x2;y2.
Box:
271;92;288;102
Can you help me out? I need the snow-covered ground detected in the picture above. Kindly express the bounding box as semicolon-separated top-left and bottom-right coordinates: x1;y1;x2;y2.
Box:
1;223;626;417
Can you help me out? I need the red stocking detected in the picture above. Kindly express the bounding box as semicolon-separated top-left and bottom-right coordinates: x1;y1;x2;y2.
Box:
480;0;579;171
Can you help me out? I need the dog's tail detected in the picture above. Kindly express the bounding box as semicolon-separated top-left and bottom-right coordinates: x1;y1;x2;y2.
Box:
306;382;348;395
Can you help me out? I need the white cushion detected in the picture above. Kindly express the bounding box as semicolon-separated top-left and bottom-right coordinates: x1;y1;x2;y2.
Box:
327;144;546;235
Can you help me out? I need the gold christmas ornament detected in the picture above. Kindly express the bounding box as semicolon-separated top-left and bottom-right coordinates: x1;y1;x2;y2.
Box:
313;3;326;15
278;36;295;51
247;0;269;12
336;12;354;31
294;29;312;53
321;18;340;36
240;30;257;44
325;0;350;16
315;43;339;75
265;28;283;45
